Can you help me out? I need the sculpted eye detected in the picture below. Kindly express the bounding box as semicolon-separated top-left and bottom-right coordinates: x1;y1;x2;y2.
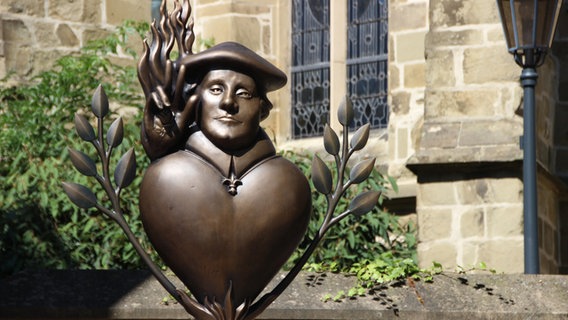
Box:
209;85;223;95
236;88;253;99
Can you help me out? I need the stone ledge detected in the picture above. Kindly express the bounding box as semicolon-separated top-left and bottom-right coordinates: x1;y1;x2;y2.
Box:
1;270;567;320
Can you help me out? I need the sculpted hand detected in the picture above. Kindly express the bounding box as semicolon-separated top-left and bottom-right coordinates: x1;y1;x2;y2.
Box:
137;2;196;160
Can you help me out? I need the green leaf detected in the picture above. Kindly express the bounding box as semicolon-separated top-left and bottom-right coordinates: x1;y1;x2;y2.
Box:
349;191;381;216
62;182;98;209
68;148;97;177
106;117;124;148
114;148;137;188
337;96;353;126
74;113;96;141
350;123;370;151
349;158;375;184
91;84;109;118
311;155;333;195
323;124;340;156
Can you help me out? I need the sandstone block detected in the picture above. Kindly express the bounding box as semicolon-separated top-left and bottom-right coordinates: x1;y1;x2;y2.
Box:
3;19;32;44
56;24;79;47
486;206;523;237
3;0;45;16
424;89;499;119
106;0;149;25
417;181;457;207
390;2;427;33
455;179;491;205
458;120;522;147
404;63;425;88
397;127;409;159
4;44;32;76
426;29;483;47
430;0;498;29
34;22;59;47
417;208;453;242
460;207;484;238
417;241;457;269
389;64;400;89
233;16;262;51
395;31;426;63
419;122;460;149
478;239;523;273
425;50;455;87
463;46;519;84
391;91;410;115
48;0;84;22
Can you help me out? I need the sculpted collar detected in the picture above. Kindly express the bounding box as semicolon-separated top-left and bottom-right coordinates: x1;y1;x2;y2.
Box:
184;128;277;179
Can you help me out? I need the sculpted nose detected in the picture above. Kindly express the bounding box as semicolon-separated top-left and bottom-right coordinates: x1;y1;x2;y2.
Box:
220;94;238;113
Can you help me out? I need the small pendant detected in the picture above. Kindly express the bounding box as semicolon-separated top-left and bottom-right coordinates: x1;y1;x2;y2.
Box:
222;156;242;196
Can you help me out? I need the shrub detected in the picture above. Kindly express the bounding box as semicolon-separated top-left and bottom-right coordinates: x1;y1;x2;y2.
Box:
283;150;416;271
0;21;155;276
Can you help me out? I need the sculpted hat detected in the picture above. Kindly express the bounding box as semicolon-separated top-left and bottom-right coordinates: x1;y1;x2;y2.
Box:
179;42;287;93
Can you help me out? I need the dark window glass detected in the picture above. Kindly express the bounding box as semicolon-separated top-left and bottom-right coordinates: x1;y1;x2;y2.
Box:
291;0;331;138
347;0;389;130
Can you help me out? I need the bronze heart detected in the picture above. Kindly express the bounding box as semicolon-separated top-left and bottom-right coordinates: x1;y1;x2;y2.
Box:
139;150;311;306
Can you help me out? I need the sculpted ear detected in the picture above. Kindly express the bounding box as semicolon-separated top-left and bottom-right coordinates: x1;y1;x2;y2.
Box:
259;98;271;121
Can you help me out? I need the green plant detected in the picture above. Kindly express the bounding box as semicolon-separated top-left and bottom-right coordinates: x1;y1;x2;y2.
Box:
0;21;156;277
283;150;416;271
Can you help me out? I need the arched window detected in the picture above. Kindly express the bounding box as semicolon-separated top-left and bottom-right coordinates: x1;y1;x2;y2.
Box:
291;0;388;138
291;0;331;139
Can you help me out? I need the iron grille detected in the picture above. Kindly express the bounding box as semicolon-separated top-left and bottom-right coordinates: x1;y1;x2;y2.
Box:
347;0;389;130
291;0;331;139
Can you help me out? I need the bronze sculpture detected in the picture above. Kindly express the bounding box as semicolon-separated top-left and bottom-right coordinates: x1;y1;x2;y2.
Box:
139;41;312;308
63;1;381;319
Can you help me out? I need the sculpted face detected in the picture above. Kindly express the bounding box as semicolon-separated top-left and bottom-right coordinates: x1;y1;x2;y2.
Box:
198;70;265;151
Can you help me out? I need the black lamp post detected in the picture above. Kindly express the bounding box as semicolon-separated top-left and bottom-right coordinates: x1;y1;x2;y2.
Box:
496;0;562;274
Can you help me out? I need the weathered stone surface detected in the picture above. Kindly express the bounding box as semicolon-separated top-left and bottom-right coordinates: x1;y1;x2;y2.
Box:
426;29;483;47
48;0;84;22
419;122;460;149
404;62;425;88
485;206;523;237
389;64;401;89
458;120;521;147
477;239;523;273
2;19;32;44
417;181;457;207
418;241;458;268
462;46;519;84
56;24;79;47
1;270;567;319
391;91;410;115
4;43;32;76
34;21;59;47
430;0;498;28
425;50;455;88
460;208;484;238
390;2;427;33
106;0;149;25
418;208;453;241
396;31;426;63
3;0;45;16
425;89;499;118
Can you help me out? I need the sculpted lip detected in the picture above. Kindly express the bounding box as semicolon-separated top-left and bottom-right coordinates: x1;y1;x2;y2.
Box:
215;115;242;124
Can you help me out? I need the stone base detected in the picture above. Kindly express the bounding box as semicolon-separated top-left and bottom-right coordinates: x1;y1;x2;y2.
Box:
1;270;567;319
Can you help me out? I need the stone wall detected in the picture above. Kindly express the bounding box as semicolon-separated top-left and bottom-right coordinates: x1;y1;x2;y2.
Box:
387;0;428;204
0;0;150;79
410;0;568;274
